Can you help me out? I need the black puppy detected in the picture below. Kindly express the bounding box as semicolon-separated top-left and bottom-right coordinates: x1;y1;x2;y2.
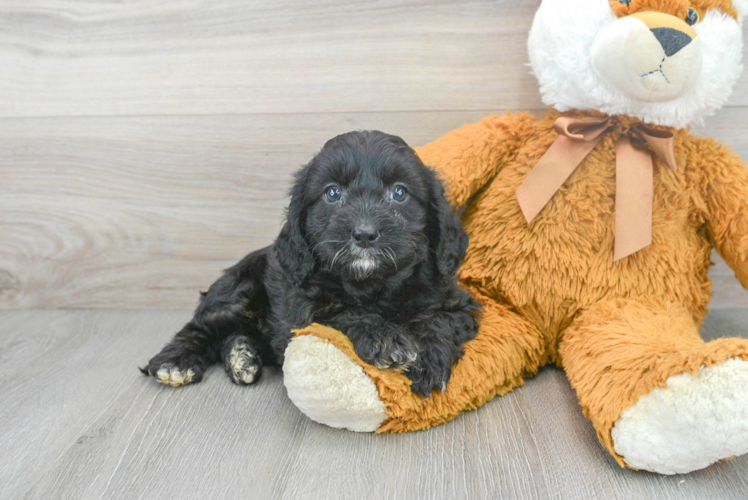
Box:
142;131;479;396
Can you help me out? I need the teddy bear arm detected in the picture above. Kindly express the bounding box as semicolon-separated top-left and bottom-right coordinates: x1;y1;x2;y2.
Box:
701;142;748;288
414;112;536;208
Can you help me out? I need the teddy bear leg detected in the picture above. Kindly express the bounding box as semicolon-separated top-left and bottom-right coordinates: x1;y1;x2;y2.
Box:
283;293;548;433
559;297;748;474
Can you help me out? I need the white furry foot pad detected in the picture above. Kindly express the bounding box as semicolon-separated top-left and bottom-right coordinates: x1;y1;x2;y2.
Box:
223;337;262;385
154;364;196;387
612;357;748;474
283;335;387;432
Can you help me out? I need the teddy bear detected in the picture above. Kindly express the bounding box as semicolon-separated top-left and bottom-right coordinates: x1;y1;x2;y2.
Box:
281;0;748;475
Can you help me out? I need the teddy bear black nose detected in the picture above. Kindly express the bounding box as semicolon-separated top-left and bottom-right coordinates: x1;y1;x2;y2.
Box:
651;27;693;57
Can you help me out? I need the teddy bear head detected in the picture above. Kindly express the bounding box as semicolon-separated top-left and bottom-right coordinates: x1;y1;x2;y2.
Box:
528;0;746;128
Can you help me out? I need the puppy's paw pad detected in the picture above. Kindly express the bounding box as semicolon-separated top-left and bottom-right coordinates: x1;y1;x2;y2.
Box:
154;364;196;387
226;343;261;385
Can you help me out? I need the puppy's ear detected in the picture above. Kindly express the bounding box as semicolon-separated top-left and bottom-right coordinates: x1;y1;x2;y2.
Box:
427;168;469;279
275;163;315;284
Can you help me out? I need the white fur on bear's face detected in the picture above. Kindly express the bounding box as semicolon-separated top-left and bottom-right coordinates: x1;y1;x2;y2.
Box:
590;16;702;102
528;0;744;128
736;0;748;22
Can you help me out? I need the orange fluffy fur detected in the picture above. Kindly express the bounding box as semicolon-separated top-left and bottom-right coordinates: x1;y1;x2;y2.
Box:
294;108;748;467
609;0;738;20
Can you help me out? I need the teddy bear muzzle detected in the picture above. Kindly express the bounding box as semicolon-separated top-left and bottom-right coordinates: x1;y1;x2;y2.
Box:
591;11;702;103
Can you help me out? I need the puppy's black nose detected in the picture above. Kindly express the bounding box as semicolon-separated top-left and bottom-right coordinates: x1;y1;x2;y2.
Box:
352;225;380;245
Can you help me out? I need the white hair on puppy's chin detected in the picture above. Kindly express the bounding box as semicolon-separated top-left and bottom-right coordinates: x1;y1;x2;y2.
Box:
528;0;744;128
348;245;380;280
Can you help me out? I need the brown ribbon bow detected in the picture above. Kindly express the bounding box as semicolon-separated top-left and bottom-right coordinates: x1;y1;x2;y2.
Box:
515;116;678;261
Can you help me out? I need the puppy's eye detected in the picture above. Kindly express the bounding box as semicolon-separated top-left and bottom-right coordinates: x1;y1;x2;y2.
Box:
685;8;700;26
391;186;408;202
325;186;341;203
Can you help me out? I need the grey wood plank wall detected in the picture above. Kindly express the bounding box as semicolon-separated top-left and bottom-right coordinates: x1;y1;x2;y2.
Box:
1;0;748;309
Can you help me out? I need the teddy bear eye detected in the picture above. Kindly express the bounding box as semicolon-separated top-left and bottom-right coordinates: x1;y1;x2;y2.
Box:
685;8;700;25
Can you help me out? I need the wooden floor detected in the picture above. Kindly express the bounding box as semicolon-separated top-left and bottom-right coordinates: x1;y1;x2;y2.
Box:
1;308;747;500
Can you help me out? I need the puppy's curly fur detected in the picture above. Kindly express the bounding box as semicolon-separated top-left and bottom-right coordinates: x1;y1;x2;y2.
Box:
142;131;480;396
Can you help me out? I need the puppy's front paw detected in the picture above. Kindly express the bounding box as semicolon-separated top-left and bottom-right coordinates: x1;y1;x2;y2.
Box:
154;364;197;387
406;361;452;398
222;335;262;385
141;348;205;387
141;360;204;387
355;332;418;371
